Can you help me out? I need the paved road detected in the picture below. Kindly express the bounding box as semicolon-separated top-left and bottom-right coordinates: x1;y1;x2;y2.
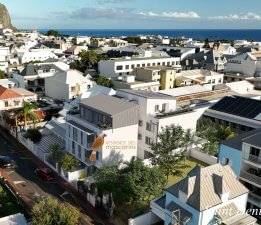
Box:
0;128;113;225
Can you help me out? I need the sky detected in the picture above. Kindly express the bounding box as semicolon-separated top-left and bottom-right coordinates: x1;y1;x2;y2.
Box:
1;0;261;29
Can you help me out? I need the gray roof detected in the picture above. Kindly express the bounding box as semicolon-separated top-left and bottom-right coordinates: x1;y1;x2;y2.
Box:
20;64;63;76
80;94;138;116
155;195;166;208
36;134;65;153
221;128;261;150
242;130;261;148
118;89;173;99
166;164;248;211
67;120;94;134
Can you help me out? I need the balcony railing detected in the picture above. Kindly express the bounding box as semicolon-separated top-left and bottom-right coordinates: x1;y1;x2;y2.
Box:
240;170;261;186
244;154;261;164
249;192;261;207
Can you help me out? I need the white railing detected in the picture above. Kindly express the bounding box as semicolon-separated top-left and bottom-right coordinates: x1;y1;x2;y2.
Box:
240;170;261;186
249;192;261;207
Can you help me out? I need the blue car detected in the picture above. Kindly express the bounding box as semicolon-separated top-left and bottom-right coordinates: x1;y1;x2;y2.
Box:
0;156;13;168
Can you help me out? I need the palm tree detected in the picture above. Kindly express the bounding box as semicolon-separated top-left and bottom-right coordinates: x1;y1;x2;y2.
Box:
48;144;64;165
79;50;98;67
21;101;39;129
216;126;235;142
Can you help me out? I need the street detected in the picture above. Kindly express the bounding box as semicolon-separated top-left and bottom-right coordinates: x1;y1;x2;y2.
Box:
0;128;113;225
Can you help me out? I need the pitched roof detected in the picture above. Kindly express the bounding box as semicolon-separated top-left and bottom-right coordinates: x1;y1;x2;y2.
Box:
221;128;261;150
20;64;63;77
80;94;138;116
166;164;248;211
0;85;21;100
209;95;261;119
48;69;86;84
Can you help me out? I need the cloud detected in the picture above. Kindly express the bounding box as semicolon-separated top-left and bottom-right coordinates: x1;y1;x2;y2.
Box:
210;12;261;20
138;11;200;19
96;0;134;3
63;7;200;21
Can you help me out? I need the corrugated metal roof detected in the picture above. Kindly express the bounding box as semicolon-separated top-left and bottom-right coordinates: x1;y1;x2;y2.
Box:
36;135;65;153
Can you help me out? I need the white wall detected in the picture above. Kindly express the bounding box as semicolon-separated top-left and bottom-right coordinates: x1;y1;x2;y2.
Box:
189;148;217;165
128;212;162;225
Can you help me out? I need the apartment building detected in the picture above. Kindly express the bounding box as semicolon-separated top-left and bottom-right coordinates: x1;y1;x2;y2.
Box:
148;164;256;225
116;89;198;159
20;49;58;64
203;96;261;133
65;94;139;175
226;52;261;77
98;56;180;78
219;128;261;220
134;66;176;90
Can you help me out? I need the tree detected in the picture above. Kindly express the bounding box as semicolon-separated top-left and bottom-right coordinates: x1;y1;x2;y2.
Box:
61;154;81;172
121;158;166;202
150;125;188;180
47;30;61;37
24;128;41;143
203;38;211;49
96;76;112;88
216;126;235;142
93;158;166;204
21;101;39;128
48;144;64;165
79;50;98;67
0;70;6;79
123;37;143;46
32;197;79;225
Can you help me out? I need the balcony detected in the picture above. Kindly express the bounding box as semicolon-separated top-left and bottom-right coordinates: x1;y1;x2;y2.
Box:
249;192;261;208
240;170;261;187
243;154;261;166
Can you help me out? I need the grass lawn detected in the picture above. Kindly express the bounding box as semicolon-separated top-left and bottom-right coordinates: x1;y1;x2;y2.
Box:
0;184;26;218
167;157;208;186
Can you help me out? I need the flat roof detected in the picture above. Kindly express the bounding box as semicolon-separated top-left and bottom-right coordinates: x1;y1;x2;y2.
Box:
80;94;138;116
103;56;174;62
118;89;174;99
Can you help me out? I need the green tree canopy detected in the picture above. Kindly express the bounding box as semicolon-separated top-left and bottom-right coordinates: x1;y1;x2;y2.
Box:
32;197;79;225
96;76;112;88
150;125;189;180
46;30;61;37
0;70;6;79
48;144;64;165
61;153;81;172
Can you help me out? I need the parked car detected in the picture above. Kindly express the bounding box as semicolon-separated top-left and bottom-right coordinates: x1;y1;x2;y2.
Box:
0;156;13;168
35;167;55;181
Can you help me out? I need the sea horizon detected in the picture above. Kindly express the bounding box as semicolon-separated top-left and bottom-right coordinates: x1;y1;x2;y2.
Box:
34;28;261;41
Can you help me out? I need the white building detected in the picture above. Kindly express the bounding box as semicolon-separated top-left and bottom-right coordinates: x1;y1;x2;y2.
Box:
45;70;93;102
116;89;198;159
12;63;63;93
76;36;91;45
65;94;139;175
98;57;180;78
148;164;256;225
0;78;18;89
0;86;37;111
20;49;58;64
226;51;261;77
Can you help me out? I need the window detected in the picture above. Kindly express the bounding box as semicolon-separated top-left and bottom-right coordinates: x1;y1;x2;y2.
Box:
125;65;129;70
85;149;91;162
142;64;145;67
137;64;140;68
144;151;153;159
68;125;71;138
78;145;81;159
96;151;101;161
116;65;123;71
223;158;229;165
145;137;153;145
146;122;152;131
152;63;156;66
162;103;167;112
157;62;160;66
81;132;83;145
138;133;142;140
155;105;159;112
73;127;78;141
138;120;143;127
250;147;260;157
131;65;135;69
147;63;151;67
4;101;8;107
72;141;75;154
71;86;76;92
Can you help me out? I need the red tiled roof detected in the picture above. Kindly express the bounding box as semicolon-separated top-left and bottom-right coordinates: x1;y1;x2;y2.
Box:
0;86;22;100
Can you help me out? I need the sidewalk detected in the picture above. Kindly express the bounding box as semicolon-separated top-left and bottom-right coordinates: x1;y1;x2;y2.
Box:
0;126;116;225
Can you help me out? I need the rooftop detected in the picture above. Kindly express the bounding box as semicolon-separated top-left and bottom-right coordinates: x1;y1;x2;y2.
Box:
80;94;138;116
103;56;173;62
118;89;173;99
20;63;63;77
209;95;261;120
166;164;248;211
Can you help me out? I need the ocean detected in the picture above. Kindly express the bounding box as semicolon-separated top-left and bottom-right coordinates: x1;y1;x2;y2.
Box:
38;29;261;41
